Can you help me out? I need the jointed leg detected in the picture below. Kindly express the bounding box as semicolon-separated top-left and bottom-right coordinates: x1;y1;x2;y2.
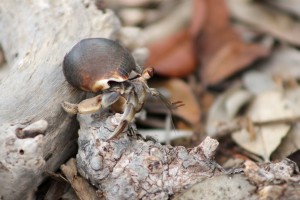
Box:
107;91;138;140
62;92;121;115
107;102;135;140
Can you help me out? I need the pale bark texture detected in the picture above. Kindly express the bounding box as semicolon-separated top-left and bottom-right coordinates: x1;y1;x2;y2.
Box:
74;109;300;200
0;1;121;199
76;109;223;200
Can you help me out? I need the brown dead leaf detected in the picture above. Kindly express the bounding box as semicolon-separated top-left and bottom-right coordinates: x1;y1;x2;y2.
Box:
60;159;98;200
145;0;269;81
149;78;201;126
147;30;188;63
198;0;269;85
145;0;206;77
146;28;197;77
190;0;206;38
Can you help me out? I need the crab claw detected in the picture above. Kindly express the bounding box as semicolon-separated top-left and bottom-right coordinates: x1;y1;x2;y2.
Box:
107;102;136;140
62;96;102;115
62;92;123;116
61;101;79;115
101;91;121;108
77;95;102;114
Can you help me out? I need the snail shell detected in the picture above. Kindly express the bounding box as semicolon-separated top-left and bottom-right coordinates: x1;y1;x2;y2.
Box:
63;38;138;93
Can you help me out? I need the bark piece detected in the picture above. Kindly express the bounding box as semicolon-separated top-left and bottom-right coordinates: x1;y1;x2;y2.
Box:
75;108;300;200
76;110;223;200
244;159;300;185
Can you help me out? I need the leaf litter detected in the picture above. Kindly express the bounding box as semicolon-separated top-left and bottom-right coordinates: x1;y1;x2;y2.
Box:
121;0;300;164
109;0;300;197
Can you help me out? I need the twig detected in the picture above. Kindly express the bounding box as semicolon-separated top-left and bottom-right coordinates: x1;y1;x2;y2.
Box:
214;116;300;137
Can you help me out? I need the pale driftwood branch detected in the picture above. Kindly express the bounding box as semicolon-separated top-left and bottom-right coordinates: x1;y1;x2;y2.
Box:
0;0;122;199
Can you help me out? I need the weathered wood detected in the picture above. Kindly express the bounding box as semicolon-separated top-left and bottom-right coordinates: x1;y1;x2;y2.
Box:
0;0;121;199
76;109;223;200
75;109;300;200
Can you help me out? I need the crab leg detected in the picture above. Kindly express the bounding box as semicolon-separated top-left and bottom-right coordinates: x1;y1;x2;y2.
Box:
107;102;135;140
61;95;103;115
101;91;121;108
61;101;79;115
77;95;102;114
62;92;122;115
107;91;138;140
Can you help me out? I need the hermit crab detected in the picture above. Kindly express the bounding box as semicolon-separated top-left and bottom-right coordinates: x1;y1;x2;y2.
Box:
62;38;164;140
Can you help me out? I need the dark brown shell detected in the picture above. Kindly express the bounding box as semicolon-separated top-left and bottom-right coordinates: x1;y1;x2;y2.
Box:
63;38;137;92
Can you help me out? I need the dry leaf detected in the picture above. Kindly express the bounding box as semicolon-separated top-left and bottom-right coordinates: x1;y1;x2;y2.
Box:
147;29;188;63
151;40;195;77
232;91;293;161
258;46;300;80
206;85;253;137
146;29;196;77
272;123;300;161
198;0;269;85
149;78;201;126
271;88;300;160
247;91;294;122
146;0;269;80
145;0;204;77
60;159;98;200
242;71;278;95
232;125;290;161
227;0;300;46
189;0;206;38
